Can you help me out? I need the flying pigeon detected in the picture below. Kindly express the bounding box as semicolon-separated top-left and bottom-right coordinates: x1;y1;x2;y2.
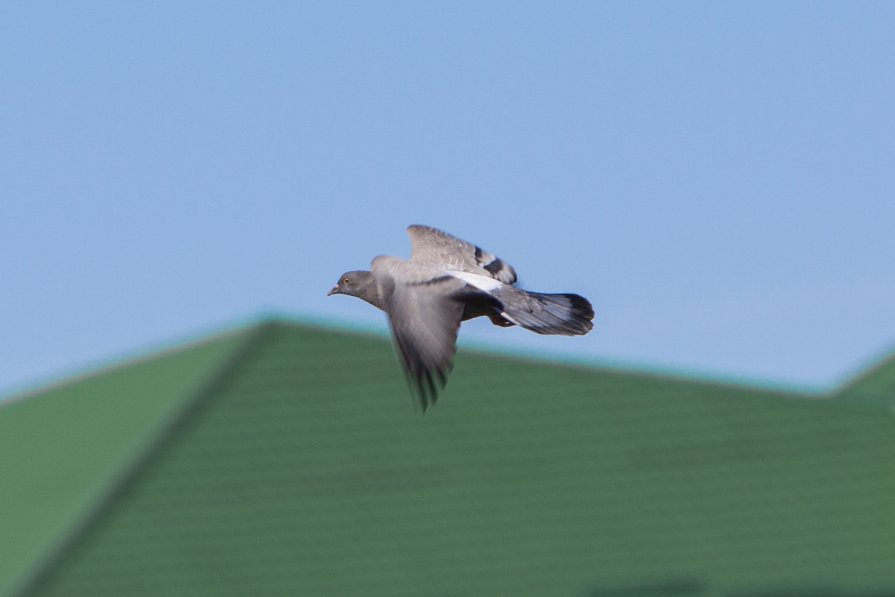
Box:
328;225;594;410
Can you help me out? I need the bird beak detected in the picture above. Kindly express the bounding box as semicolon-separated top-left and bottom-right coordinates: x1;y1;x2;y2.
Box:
327;286;339;296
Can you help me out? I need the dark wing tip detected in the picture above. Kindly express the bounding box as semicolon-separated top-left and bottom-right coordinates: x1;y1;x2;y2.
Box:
392;329;454;412
414;368;449;412
403;362;451;413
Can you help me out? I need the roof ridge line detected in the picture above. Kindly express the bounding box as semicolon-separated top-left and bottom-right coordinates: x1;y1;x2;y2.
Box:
1;320;264;407
831;348;895;399
10;321;277;597
271;317;824;398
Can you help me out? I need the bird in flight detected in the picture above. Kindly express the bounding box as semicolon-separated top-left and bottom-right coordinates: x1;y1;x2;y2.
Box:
328;225;594;410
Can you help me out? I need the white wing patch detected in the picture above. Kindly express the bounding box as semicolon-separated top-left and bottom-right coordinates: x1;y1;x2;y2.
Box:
447;270;504;292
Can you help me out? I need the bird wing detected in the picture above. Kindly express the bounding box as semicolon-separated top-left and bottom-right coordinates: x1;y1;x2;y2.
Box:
373;256;466;410
406;225;517;285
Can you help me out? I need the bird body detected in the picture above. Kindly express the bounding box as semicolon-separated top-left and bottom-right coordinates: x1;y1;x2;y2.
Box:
329;225;594;409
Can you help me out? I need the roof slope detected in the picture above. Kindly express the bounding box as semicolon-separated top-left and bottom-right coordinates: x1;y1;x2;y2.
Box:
0;328;255;597
833;350;895;410
6;321;895;596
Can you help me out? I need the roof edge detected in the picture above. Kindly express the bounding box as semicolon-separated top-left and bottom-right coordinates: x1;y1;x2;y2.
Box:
829;345;895;408
263;313;824;400
3;311;837;409
832;348;895;392
0;316;277;407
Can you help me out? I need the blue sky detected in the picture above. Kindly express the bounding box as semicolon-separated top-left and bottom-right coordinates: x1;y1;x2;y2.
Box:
3;1;894;398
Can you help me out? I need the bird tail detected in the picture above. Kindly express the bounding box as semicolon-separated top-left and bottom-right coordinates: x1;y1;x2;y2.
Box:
496;288;594;336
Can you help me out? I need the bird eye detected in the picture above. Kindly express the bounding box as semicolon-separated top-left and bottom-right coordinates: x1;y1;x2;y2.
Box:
342;278;350;285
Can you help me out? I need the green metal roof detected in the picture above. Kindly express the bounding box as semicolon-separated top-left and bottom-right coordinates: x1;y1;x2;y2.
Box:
3;320;895;596
0;328;254;597
832;350;895;411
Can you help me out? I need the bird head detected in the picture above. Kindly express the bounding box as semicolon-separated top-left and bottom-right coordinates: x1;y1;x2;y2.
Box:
327;270;372;298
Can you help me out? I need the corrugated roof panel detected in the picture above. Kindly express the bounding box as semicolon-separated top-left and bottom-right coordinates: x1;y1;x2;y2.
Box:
15;323;895;596
0;329;254;597
834;352;895;410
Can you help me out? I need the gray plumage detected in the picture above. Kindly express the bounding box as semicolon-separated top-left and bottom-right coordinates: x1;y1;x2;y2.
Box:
328;225;594;410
